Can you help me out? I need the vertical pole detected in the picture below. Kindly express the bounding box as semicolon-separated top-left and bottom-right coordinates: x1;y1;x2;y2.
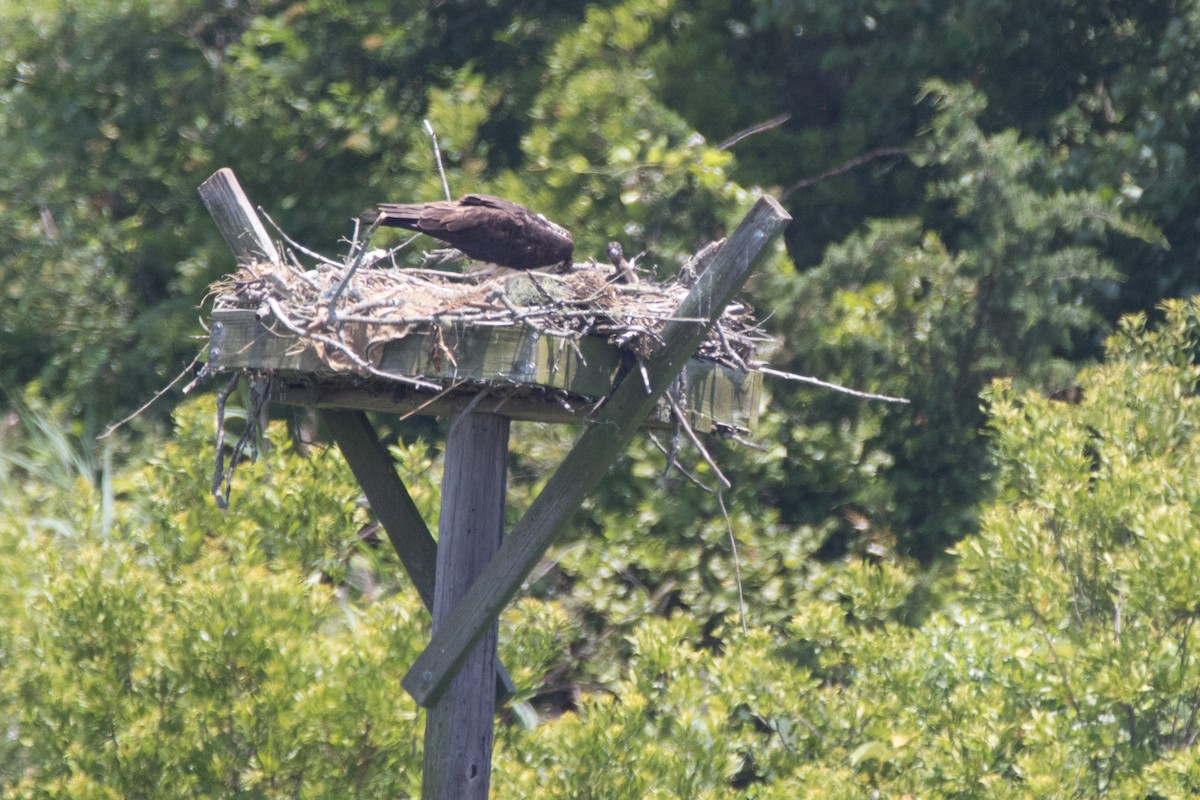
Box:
421;412;510;800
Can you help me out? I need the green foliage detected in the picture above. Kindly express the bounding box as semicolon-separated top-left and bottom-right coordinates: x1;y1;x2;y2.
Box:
3;298;1200;795
0;401;431;796
761;80;1161;558
0;0;249;422
5;0;1199;563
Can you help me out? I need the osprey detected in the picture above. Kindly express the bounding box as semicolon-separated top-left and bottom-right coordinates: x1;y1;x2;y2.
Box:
361;194;574;270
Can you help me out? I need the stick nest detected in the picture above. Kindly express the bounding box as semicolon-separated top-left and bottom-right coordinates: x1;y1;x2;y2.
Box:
209;246;772;380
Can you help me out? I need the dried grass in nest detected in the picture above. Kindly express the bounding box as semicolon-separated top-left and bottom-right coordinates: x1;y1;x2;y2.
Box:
209;251;772;379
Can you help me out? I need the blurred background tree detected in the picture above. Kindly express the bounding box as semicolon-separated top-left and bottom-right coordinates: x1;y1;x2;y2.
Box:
4;0;1196;558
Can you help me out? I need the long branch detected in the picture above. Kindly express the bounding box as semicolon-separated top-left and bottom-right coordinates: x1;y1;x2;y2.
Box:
781;146;911;199
757;366;910;404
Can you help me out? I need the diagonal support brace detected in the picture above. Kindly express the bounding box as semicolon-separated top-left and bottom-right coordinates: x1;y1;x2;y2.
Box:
401;195;791;706
322;409;517;701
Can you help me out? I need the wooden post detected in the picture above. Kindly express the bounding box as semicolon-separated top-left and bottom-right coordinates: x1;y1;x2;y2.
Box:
422;412;510;800
198;168;281;264
198;168;519;702
402;195;791;706
321;409;515;700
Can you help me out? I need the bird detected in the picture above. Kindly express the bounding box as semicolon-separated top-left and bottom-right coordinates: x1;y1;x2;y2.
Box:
606;241;640;284
360;194;574;271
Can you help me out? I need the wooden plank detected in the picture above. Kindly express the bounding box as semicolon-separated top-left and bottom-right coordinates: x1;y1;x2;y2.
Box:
321;409;515;701
276;381;606;428
198;168;281;264
401;196;791;706
208;310;623;397
209;309;761;432
421;413;509;800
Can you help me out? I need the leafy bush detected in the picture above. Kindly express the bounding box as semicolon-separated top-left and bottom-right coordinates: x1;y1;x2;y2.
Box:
3;297;1200;796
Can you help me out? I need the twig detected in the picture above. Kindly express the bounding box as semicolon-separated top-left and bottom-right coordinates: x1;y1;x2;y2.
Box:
780;146;911;199
285;251;322;290
717;489;748;636
648;432;711;492
1030;604;1084;719
266;297;442;391
447;389;490;439
259;206;342;267
212;377;271;509
757;366;910;404
100;347;207;439
326;216;384;325
395;379;470;423
715;325;750;370
664;391;731;490
637;359;652;393
385;233;424;264
716;113;792;151
424;119;452;201
524;271;559;304
400;267;480;282
211;373;242;509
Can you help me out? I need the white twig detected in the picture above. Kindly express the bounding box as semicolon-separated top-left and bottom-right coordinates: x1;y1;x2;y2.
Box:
326;216;384;324
664;392;731;490
100;346;207;439
718;489;748;635
424;119;452;201
259;206;342;267
395;379;470;422
757;366;910;404
265;297;442;391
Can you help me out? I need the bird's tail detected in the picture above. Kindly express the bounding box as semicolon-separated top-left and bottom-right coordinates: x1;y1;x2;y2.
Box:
360;203;426;230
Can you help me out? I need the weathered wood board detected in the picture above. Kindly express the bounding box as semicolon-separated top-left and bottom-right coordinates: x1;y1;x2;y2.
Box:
207;307;761;433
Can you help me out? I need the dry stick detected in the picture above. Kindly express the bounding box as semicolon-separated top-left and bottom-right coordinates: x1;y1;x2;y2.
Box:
662;390;746;634
389;233;425;260
664;392;732;488
714;325;750;371
259;205;343;268
216;378;272;507
284;253;323;290
717;489;749;636
716;113;792;151
424;119;453;202
326;216;384;325
780;145;911;199
265;297;442;391
210;373;242;509
100;346;207;439
647;432;711;492
402;267;479;282
660;391;746;634
395;379;471;423
757;366;910;404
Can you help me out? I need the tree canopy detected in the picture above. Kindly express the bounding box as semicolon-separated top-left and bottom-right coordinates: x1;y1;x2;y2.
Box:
4;0;1197;555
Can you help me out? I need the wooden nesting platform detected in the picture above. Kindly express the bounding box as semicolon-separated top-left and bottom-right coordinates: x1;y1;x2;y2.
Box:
196;167;793;800
206;263;765;433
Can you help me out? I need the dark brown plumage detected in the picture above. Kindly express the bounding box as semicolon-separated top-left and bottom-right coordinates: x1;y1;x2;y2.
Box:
361;194;574;270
